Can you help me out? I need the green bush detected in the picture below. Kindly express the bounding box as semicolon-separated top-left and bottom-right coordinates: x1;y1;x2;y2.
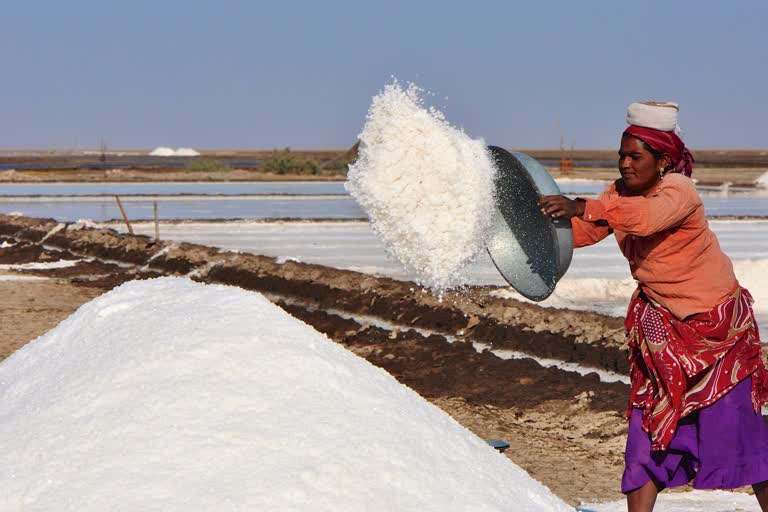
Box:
184;158;231;173
263;147;320;175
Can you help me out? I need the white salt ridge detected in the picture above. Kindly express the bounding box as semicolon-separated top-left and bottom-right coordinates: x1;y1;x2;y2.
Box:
0;278;571;511
0;259;80;270
174;147;201;157
346;81;497;291
493;259;768;324
149;147;200;157
149;146;175;156
492;276;639;317
0;273;48;281
756;171;768;188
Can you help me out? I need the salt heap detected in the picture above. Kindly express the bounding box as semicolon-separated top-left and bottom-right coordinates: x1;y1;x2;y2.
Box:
149;147;201;157
756;171;768;188
0;278;571;511
149;146;176;156
346;81;497;291
175;147;201;157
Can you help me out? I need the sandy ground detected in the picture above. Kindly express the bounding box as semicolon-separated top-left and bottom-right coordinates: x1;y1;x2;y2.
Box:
0;275;102;361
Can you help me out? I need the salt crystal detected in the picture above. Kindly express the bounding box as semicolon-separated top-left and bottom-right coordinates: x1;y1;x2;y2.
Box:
346;81;496;292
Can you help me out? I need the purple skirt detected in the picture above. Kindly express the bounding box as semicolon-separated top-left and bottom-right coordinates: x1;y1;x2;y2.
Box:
623;376;768;494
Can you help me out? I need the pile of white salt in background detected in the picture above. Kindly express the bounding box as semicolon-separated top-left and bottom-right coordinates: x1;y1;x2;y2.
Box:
346;81;497;292
0;278;572;511
756;170;768;188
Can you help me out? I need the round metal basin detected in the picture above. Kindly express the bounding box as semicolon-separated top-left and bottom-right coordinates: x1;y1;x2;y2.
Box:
485;146;573;301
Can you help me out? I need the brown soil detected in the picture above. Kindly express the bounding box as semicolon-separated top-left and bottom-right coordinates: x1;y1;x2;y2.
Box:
0;168;344;183
1;148;765;185
0;276;103;361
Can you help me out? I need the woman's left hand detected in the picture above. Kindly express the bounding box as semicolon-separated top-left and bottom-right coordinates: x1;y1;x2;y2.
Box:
538;195;585;219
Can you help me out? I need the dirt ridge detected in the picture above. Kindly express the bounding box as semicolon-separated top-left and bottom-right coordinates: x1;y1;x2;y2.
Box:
0;214;631;374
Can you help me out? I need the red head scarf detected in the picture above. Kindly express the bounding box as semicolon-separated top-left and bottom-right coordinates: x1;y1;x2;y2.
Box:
623;125;695;177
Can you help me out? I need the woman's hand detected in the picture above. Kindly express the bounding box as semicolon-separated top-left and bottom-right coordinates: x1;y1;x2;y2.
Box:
538;195;585;219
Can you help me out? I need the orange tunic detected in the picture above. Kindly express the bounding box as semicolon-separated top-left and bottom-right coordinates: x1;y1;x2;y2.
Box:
571;173;737;320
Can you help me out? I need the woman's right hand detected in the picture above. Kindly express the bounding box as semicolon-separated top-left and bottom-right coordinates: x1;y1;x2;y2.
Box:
538;195;585;219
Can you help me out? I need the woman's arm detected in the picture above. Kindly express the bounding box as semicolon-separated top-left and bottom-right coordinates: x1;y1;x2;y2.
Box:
580;178;700;236
538;195;612;248
571;215;612;247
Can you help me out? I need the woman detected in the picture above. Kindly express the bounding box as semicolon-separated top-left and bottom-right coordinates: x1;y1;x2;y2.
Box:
539;102;768;512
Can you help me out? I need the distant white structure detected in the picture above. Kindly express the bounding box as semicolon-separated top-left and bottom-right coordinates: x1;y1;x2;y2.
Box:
149;147;200;157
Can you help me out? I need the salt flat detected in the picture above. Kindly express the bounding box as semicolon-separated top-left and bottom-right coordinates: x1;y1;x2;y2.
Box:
123;219;768;333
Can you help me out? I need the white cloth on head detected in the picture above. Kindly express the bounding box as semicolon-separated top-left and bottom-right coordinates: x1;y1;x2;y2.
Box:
627;102;681;134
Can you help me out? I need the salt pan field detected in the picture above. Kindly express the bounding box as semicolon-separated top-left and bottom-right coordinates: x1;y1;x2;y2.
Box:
1;180;767;221
122;219;768;334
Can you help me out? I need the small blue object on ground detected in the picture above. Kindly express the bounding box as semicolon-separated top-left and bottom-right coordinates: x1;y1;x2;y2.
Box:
484;439;510;453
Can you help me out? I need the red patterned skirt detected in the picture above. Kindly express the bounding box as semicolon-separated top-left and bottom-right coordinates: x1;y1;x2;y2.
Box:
626;287;768;451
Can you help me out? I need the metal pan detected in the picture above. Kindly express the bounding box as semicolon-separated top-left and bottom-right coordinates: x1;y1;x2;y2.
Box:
485;146;573;301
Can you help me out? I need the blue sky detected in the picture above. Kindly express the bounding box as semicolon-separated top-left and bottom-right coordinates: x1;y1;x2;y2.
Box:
2;0;766;149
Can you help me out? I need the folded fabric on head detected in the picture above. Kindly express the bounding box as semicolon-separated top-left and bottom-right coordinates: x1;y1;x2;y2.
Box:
627;101;680;134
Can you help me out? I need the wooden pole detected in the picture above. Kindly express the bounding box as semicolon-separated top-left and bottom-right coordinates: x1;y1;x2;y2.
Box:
153;201;159;241
114;195;133;235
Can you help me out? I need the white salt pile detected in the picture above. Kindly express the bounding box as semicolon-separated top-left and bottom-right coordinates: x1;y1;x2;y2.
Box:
756;171;768;188
0;278;571;511
149;146;175;156
175;147;201;157
149;147;201;157
734;258;768;313
346;81;497;291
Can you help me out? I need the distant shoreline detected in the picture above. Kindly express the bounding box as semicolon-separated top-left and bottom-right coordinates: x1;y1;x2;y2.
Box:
1;167;764;187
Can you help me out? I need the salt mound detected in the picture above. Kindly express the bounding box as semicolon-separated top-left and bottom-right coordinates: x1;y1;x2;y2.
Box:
149;147;201;156
734;258;768;313
346;82;497;291
756;171;768;188
0;278;570;511
175;147;201;157
149;146;176;156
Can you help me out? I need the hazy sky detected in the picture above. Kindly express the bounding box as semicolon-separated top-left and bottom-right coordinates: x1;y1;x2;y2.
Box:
2;0;766;149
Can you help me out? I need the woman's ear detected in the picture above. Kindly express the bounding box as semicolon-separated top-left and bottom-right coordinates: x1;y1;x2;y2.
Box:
660;155;672;171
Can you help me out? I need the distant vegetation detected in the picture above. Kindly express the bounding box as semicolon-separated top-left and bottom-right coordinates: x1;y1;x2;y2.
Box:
184;158;231;173
263;147;321;175
262;142;360;176
320;141;359;173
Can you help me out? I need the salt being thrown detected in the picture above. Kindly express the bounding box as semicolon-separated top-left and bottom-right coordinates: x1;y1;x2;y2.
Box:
346;82;497;291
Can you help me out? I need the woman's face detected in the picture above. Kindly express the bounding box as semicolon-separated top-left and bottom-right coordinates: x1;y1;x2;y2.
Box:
618;135;661;194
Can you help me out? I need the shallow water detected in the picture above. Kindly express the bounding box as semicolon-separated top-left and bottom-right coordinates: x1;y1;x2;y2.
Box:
0;197;365;221
1;194;766;222
1;181;765;221
0;182;347;196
